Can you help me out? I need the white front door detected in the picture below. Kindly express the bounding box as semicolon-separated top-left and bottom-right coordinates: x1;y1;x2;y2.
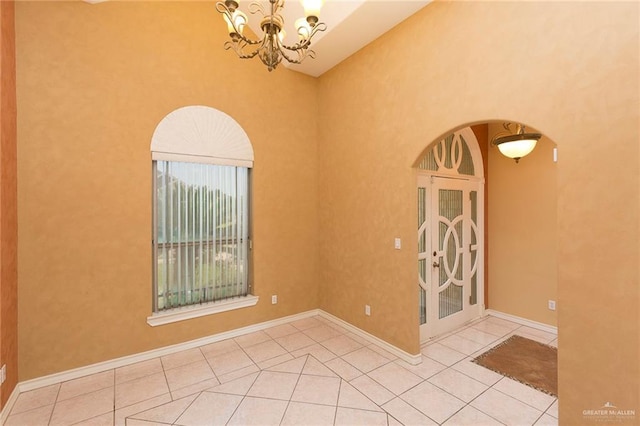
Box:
419;175;483;341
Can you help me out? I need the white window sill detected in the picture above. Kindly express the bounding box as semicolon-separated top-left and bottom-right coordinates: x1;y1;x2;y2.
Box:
147;295;259;327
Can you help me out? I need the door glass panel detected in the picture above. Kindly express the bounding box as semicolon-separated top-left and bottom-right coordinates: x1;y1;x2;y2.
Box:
440;284;463;319
457;135;475;176
419;256;427;325
438;189;463;318
418;187;427;324
470;259;478;305
470;190;478;305
418;188;426;253
439;189;462;220
419;287;427;325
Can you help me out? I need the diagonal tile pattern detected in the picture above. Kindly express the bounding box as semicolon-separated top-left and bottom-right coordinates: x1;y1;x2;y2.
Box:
6;315;559;425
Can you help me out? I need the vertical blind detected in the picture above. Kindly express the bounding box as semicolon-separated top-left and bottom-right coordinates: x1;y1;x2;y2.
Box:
418;187;427;325
470;190;478;306
154;161;249;312
438;189;464;319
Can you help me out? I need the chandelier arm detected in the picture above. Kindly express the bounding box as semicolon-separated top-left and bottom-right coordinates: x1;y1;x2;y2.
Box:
274;33;308;64
214;1;231;14
281;42;318;64
277;45;304;65
226;31;264;46
278;42;308;53
301;49;317;60
231;34;262;46
224;40;262;60
244;33;277;61
280;22;327;51
216;3;266;47
247;1;266;16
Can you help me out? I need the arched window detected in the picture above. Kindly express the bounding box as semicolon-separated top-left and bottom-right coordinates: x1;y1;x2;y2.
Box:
148;106;257;326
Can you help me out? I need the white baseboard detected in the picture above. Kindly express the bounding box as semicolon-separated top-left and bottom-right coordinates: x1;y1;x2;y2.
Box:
18;309;321;393
485;309;558;335
3;308;421;420
319;311;422;365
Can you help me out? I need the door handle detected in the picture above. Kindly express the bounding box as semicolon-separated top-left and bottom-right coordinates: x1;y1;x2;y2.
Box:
432;261;440;268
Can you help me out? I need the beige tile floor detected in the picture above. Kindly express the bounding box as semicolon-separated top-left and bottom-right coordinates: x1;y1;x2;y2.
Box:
6;315;559;426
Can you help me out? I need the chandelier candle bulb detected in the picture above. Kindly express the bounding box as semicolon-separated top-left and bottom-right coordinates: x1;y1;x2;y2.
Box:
223;10;247;35
302;0;323;19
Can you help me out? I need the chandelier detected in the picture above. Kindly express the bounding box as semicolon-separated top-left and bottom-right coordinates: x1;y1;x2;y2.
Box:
215;0;327;72
491;123;542;163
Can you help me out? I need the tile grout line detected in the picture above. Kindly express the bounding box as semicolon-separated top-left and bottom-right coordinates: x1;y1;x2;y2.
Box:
171;392;200;425
199;345;222;387
112;367;115;425
458;379;509;426
46;382;62;426
491;381;557;414
211;368;262;425
447;358;501;386
331;380;339;426
278;355;309;425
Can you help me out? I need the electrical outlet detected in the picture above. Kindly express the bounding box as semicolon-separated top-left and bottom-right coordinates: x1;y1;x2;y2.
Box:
271;295;278;305
365;305;371;316
548;300;556;311
394;238;401;250
1;365;6;385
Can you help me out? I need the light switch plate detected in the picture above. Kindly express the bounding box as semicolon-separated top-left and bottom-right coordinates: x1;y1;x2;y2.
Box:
394;238;401;250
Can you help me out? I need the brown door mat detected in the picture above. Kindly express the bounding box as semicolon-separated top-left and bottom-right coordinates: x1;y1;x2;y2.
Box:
473;334;557;397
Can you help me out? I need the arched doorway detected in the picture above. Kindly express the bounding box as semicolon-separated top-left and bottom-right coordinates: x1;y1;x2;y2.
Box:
417;127;485;342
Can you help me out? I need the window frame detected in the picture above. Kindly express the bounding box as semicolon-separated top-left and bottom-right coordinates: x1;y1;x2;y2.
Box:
147;106;257;326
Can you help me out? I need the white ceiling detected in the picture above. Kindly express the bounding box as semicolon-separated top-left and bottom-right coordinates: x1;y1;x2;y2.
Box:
237;0;432;77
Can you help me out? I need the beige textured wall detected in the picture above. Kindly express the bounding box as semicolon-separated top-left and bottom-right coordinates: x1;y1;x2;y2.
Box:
0;0;18;409
471;124;489;308
488;124;557;326
16;1;319;380
318;1;638;423
13;1;640;423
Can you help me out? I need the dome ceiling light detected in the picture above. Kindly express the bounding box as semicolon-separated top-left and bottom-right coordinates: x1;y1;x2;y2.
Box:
491;123;542;163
